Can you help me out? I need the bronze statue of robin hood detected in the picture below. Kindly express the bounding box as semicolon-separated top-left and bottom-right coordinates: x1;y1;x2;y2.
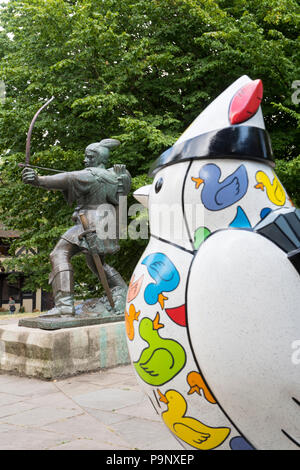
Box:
22;139;131;317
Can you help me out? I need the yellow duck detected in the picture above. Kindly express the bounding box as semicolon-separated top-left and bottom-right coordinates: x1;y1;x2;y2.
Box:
255;171;286;206
157;389;230;450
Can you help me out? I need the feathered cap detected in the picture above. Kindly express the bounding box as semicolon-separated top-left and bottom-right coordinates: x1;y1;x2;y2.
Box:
85;138;120;162
149;76;274;176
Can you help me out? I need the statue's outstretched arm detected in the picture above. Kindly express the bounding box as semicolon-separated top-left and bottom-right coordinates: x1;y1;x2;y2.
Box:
22;167;70;191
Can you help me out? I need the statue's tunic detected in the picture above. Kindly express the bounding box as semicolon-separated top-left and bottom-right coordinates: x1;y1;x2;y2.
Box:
38;166;129;255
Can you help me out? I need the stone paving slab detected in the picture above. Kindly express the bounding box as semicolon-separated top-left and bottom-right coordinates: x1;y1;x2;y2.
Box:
111;416;178;450
72;388;145;411
0;392;25;407
114;395;162;422
0;428;75;451
0;400;37;419
50;379;107;397
24;391;83;410
81;407;134;426
48;438;130;451
0;378;57;398
0;374;22;385
3;405;83;427
42;413;132;448
0;365;183;450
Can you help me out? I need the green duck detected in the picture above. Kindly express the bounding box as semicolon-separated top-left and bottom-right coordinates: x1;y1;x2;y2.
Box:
134;313;186;386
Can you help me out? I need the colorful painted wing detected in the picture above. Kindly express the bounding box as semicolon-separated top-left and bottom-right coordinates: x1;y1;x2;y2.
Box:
214;165;248;209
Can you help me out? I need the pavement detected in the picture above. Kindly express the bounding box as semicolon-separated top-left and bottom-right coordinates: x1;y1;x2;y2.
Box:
0;365;184;450
0;316;182;451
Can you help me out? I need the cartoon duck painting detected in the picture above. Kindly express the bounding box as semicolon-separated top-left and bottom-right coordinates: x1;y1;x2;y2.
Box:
187;371;216;404
255;170;286;206
142;253;180;309
127;274;144;303
157;389;230;450
191;163;248;211
127;75;300;450
134;313;186;386
125;304;140;341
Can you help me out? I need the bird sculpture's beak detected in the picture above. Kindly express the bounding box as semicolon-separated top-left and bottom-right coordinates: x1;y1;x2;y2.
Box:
191;176;204;189
153;312;164;330
157;389;168;404
133;185;151;208
158;293;168;309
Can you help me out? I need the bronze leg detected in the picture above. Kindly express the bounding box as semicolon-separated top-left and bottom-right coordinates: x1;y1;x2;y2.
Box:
45;238;80;316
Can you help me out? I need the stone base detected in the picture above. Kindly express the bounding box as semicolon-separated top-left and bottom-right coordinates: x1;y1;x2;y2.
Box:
19;314;125;330
0;321;130;380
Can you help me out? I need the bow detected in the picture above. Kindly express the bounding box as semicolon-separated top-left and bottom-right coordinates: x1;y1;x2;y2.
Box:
20;96;64;173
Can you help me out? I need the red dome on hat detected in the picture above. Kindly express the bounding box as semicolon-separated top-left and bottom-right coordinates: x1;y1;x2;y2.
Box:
229;79;263;125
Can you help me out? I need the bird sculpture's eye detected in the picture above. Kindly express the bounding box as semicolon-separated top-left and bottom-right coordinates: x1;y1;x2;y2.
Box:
155;177;163;193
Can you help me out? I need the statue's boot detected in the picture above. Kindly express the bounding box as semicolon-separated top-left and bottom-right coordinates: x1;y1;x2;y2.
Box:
104;264;127;290
101;264;127;313
40;269;75;317
85;254;127;290
85;255;127;313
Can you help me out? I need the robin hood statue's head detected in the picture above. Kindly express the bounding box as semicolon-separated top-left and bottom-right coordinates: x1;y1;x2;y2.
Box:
84;139;120;168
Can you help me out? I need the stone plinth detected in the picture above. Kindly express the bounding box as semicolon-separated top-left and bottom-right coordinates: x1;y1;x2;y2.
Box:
19;314;124;330
0;321;130;380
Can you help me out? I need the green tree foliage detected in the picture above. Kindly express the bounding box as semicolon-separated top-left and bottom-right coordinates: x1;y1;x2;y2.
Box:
0;0;299;294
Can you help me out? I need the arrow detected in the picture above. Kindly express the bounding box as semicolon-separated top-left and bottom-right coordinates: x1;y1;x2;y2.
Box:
18;163;64;173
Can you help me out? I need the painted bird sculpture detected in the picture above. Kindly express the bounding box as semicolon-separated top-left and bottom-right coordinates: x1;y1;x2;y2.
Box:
126;76;300;450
